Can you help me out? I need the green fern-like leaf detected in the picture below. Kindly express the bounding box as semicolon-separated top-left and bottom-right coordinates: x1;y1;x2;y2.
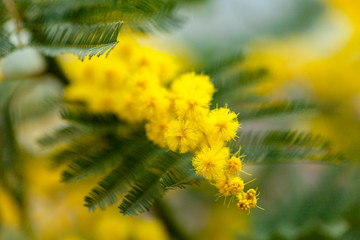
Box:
160;156;200;190
60;105;124;126
61;144;119;183
118;151;182;216
20;0;181;31
38;125;85;147
29;21;122;60
119;171;165;216
84;140;162;211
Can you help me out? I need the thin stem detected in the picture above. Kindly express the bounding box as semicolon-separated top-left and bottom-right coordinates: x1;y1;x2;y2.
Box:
153;199;194;240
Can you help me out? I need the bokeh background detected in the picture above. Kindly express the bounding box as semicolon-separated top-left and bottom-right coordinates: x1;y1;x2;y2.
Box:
1;0;360;239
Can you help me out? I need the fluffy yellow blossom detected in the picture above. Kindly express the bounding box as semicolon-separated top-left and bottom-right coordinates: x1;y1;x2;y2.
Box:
173;91;210;121
112;37;138;61
165;120;199;153
228;176;244;195
130;70;160;92
145;117;169;148
171;72;214;100
64;84;97;102
192;147;229;180
245;189;258;208
97;64;129;90
247;189;257;198
139;86;171;120
237;199;250;211
226;156;242;174
133;47;159;70
87;91;120;113
215;176;231;197
236;189;259;211
155;53;181;84
115;92;144;123
204;107;239;142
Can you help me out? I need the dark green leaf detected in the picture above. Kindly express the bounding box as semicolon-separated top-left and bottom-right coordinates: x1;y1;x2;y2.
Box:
84;140;161;211
38;125;85;147
60;105;124;126
160;155;201;190
118;151;182;216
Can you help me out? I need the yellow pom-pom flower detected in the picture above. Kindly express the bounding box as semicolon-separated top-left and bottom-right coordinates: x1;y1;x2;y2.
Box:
171;72;214;100
245;189;258;208
115;92;144;123
165;120;199;153
236;188;260;210
226;156;242;174
87;91;119;113
204;107;239;142
227;176;244;195
173;91;210;121
130;70;160;92
192;147;229;180
145;117;169;148
140;86;171;120
237;199;250;211
215;176;231;197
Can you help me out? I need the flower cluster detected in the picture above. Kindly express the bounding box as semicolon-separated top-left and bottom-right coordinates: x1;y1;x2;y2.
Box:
61;36;259;212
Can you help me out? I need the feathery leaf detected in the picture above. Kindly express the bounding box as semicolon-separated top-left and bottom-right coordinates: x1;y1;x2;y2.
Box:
119;172;164;216
38;125;85;147
29;21;122;60
119;151;182;216
84;140;162;211
160;155;200;190
60;105;124;126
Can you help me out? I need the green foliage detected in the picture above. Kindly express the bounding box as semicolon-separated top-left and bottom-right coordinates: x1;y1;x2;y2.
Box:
31;22;122;60
60;105;124;126
38;125;84;147
0;0;192;59
119;151;181;216
160;157;201;190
